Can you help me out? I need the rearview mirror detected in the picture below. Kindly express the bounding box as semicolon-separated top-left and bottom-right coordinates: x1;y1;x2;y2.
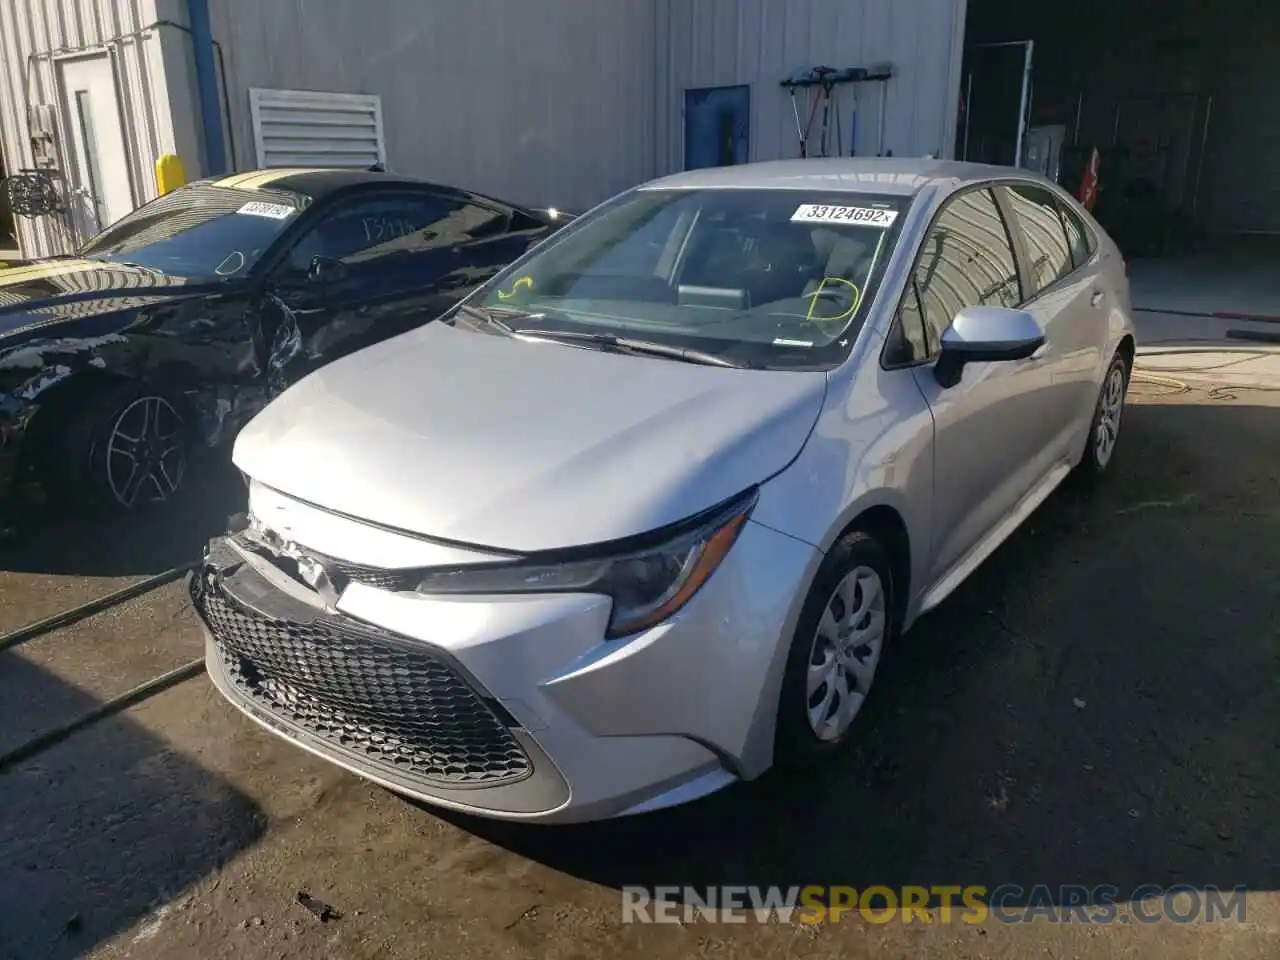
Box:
308;255;347;285
934;306;1044;388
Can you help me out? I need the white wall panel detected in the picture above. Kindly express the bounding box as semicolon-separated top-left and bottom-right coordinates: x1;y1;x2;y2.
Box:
0;0;185;257
208;0;659;213
655;0;967;174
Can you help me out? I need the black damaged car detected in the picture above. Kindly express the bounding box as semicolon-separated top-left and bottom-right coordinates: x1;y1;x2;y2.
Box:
0;167;570;522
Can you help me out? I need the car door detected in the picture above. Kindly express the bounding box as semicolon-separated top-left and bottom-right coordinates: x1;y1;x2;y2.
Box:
446;199;557;295
262;189;476;387
997;182;1108;459
901;186;1058;586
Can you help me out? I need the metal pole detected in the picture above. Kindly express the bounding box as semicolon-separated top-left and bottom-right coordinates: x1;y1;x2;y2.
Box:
877;81;888;156
185;0;227;175
962;72;973;161
1013;40;1034;167
1073;92;1083;146
1190;94;1213;219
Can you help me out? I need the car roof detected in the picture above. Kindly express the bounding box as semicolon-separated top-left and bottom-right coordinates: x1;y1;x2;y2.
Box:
640;157;1039;197
201;167;447;200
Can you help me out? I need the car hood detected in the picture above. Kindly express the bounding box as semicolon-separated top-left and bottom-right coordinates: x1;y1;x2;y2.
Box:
234;322;828;552
0;258;198;338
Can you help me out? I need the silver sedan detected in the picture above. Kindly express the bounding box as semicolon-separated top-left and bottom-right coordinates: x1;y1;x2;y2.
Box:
195;158;1135;823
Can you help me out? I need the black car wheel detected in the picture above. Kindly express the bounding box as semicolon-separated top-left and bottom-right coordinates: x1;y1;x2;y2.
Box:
53;382;191;511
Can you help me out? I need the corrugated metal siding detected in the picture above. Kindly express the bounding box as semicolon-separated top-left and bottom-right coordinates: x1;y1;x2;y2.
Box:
208;0;658;213
249;87;385;169
656;0;966;173
0;0;173;258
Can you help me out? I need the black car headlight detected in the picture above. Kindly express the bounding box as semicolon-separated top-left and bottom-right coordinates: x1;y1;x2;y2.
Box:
415;490;757;638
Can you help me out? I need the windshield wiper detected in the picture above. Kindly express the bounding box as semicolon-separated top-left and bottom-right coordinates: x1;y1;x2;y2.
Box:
516;328;749;368
453;303;517;336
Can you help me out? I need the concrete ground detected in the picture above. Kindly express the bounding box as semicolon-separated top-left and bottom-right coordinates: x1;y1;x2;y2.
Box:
1129;235;1280;319
0;323;1277;959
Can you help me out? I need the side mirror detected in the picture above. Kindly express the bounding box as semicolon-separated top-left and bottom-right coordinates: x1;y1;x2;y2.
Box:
308;255;347;285
934;306;1044;388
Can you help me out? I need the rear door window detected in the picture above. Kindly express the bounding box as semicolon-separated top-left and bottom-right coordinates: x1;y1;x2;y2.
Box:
1003;183;1074;295
1055;197;1096;268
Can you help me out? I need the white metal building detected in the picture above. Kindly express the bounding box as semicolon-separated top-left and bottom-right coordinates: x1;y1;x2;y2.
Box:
1;0;1276;266
0;0;964;259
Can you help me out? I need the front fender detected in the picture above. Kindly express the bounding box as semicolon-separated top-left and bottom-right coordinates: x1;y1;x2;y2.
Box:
752;361;936;601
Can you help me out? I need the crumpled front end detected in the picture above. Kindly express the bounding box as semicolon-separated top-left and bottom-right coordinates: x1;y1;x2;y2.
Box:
190;480;822;823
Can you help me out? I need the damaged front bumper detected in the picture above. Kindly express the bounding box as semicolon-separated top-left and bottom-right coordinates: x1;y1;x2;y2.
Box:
190;534;574;817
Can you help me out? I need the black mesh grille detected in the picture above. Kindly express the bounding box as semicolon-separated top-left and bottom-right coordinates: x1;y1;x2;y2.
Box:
193;571;531;787
320;556;420;592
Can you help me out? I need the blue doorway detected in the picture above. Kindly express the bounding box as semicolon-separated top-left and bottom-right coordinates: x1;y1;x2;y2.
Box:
684;85;750;170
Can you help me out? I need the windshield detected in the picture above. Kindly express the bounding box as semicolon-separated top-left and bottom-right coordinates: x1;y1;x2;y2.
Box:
463;187;907;369
79;183;307;279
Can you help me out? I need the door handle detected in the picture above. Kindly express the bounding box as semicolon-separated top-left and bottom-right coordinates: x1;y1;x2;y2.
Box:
1090;290;1105;308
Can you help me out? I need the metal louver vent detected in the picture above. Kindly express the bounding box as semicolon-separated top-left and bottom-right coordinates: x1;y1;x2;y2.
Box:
249;88;386;170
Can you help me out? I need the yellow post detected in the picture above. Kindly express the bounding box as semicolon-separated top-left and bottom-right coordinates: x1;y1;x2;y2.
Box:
155;154;188;195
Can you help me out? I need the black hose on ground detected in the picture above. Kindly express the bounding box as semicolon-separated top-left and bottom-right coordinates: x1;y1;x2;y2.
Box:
0;563;197;654
0;657;206;773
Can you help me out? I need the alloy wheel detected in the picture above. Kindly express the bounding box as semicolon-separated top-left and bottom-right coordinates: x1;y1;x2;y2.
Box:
104;395;187;507
1095;364;1126;467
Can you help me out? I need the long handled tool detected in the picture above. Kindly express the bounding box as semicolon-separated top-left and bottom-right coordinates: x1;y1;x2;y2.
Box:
783;66;880;159
781;66;823;158
811;66;837;157
781;70;808;157
825;68;866;157
866;63;895;156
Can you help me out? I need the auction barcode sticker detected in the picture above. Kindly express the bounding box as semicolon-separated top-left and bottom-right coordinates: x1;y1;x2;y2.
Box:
791;204;898;228
237;201;296;220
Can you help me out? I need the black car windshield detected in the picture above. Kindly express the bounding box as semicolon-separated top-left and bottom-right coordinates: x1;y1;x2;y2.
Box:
79;183;307;279
467;187;908;369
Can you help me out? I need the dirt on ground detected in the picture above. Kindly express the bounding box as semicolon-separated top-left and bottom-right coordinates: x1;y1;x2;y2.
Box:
0;367;1277;960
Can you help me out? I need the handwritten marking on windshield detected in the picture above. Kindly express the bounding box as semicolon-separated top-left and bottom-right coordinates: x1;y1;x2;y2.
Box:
497;275;534;300
805;277;861;328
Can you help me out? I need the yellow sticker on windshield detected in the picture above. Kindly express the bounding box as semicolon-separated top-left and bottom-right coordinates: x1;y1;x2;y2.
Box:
497;275;534;300
805;277;861;328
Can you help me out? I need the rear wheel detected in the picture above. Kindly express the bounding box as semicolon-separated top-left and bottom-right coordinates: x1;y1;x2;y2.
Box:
774;531;896;767
50;382;190;511
1076;349;1130;481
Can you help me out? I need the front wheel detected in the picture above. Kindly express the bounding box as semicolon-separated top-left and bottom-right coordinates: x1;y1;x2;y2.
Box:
774;531;896;767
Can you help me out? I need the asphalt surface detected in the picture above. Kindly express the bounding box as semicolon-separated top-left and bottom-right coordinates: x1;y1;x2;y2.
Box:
0;359;1277;959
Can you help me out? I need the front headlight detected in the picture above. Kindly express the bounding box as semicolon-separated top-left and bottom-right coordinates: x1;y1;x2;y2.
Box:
415;490;757;638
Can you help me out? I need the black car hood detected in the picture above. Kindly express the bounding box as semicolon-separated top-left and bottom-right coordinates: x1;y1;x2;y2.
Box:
0;258;201;338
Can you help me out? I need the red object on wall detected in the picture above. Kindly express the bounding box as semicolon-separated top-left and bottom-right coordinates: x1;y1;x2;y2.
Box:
1078;147;1101;212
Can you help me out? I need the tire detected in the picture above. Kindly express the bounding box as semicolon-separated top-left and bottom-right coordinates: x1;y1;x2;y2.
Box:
1075;349;1130;482
774;530;897;768
49;381;191;512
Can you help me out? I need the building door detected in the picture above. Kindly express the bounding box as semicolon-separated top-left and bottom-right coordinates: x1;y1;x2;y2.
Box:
684;86;750;170
58;55;132;237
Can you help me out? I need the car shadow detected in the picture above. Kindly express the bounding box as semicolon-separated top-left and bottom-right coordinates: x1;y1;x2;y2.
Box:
432;397;1280;906
0;655;265;959
0;456;245;578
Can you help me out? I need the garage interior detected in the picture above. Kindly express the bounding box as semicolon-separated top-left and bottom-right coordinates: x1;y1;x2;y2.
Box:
961;0;1280;319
